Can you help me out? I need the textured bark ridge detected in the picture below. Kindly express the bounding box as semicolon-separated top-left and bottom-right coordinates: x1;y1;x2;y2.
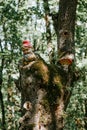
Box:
17;55;69;130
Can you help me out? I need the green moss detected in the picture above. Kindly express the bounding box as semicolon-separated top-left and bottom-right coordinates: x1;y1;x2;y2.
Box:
42;97;50;112
28;123;35;129
24;57;64;106
30;59;49;84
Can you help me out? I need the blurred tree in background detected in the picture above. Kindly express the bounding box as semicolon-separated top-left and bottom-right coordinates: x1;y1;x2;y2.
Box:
0;0;87;130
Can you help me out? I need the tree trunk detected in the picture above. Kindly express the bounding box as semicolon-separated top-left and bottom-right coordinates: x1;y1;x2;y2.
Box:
0;51;6;130
18;57;66;130
17;0;78;130
57;0;77;58
43;0;52;45
84;100;87;129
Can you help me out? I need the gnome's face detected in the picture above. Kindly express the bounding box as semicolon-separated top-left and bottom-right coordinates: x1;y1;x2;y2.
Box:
22;46;32;54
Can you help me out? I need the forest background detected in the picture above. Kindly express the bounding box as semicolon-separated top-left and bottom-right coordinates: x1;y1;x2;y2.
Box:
0;0;87;130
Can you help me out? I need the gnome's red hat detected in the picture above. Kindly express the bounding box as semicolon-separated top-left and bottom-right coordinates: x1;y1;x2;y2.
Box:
22;40;32;48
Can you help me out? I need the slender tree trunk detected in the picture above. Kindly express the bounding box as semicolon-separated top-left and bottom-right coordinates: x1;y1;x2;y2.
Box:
84;100;87;129
43;0;52;45
17;0;78;130
43;0;55;64
0;49;6;130
0;91;6;130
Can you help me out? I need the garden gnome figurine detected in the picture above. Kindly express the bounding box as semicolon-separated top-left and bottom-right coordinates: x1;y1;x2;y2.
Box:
22;40;36;65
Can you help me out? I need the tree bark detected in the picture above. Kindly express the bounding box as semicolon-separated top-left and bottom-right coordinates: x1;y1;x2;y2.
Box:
57;0;77;57
18;56;66;130
17;0;78;130
84;100;87;129
0;42;6;130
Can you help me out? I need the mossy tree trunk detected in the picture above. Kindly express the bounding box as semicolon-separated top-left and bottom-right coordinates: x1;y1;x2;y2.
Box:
17;0;78;130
